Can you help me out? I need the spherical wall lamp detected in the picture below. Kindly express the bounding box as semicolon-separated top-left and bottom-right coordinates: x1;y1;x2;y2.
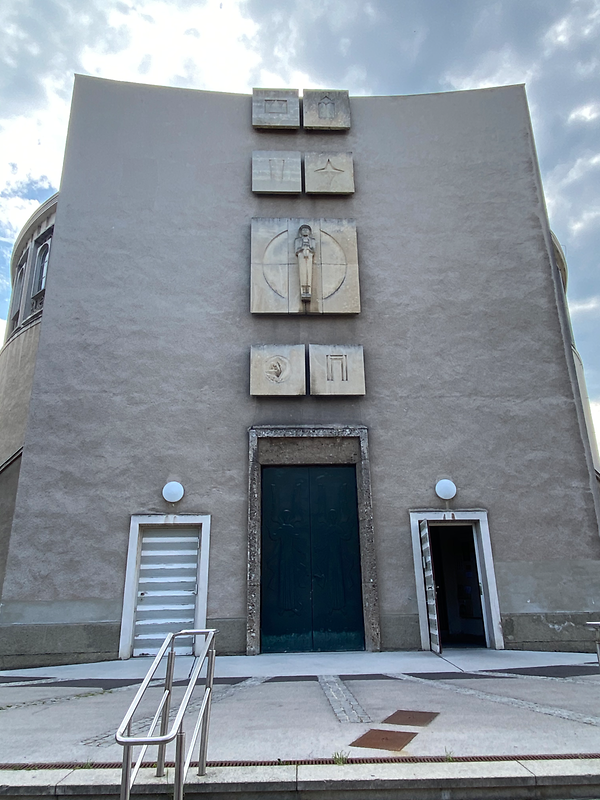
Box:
435;479;457;500
162;481;184;503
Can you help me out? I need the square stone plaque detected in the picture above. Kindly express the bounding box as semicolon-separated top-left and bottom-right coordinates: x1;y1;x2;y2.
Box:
252;151;301;194
252;89;300;129
251;218;360;315
304;152;354;194
309;345;365;395
250;345;306;396
302;90;351;130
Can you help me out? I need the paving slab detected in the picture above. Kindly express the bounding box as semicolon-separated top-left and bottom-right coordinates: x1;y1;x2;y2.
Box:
0;770;74;794
0;649;599;779
521;757;600;781
296;760;537;788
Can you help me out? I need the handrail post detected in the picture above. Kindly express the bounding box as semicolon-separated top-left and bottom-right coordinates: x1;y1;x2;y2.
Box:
117;630;216;800
197;635;216;776
120;722;132;800
173;729;186;800
156;646;176;777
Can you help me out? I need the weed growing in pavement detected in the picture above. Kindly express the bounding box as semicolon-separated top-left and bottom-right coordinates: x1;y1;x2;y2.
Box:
332;751;349;765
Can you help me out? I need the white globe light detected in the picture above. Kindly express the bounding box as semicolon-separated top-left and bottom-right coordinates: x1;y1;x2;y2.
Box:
435;479;457;500
162;481;184;503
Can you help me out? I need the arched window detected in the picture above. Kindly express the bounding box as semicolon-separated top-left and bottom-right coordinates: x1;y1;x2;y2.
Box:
30;230;52;314
9;263;26;334
34;242;50;294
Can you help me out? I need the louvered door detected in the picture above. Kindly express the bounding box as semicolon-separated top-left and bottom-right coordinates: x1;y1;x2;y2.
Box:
420;519;441;654
133;527;199;656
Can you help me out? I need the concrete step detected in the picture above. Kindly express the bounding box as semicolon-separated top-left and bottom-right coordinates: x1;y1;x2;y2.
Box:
2;760;600;800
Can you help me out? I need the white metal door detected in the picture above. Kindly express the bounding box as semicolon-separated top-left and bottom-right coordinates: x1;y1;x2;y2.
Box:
133;527;199;656
419;520;441;654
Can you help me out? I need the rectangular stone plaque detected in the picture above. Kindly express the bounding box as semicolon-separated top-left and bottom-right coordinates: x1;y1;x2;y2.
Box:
252;89;300;129
251;218;360;315
304;152;354;194
309;345;365;396
302;90;351;130
252;151;301;194
250;345;306;396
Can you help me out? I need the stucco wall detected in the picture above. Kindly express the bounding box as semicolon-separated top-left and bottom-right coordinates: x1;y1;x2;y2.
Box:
0;323;41;465
1;77;599;661
0;455;21;598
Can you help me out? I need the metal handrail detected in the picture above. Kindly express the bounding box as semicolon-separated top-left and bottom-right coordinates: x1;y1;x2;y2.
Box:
116;629;216;800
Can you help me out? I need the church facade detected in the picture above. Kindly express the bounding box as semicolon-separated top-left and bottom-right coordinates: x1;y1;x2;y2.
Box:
1;76;599;667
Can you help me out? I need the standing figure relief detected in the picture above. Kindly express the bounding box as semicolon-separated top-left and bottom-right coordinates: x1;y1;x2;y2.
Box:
250;217;360;314
294;225;316;303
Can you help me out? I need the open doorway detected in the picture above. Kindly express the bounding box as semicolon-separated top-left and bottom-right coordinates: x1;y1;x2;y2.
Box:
410;511;504;653
429;525;486;647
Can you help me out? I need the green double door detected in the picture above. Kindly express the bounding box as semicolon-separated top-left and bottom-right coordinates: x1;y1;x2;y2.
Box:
261;465;365;653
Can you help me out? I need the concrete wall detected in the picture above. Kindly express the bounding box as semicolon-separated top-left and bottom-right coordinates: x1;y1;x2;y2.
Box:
0;323;41;466
1;77;599;664
0;455;21;600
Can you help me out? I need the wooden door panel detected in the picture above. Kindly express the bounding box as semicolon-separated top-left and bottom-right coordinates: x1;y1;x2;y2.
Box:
310;466;365;651
261;465;364;653
261;467;312;652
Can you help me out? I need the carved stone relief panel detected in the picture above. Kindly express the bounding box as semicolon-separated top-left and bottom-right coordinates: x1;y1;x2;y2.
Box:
250;345;306;396
309;345;366;395
252;89;300;129
251;218;360;315
252;151;302;194
302;90;351;130
304;152;355;194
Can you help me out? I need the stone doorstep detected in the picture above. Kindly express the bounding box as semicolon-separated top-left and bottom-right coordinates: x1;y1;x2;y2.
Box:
0;761;600;798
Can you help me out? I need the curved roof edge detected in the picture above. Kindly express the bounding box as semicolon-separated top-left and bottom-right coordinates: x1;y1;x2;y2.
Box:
10;192;59;283
550;231;567;291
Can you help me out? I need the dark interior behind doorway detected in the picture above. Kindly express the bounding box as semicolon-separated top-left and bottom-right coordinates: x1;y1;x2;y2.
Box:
429;525;486;647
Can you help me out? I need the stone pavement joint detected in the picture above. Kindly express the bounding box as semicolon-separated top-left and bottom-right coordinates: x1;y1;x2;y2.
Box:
387;672;600;727
83;677;270;747
318;675;371;723
0;684;133;714
476;669;599;686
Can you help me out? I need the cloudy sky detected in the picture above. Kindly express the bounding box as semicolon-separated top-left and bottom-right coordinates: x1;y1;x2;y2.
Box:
1;0;599;441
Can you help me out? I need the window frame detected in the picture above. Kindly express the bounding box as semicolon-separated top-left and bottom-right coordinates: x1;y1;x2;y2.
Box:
28;227;53;316
9;256;28;334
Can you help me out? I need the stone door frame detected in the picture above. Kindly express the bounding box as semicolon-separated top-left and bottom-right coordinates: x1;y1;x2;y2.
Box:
247;425;380;655
409;510;504;651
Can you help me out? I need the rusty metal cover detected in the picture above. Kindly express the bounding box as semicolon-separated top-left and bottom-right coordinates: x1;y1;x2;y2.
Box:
350;729;418;751
383;709;439;726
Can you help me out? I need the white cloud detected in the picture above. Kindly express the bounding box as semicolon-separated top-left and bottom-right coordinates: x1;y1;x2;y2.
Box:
570;208;600;235
562;153;600;185
443;45;538;92
0;319;5;343
568;102;600;122
544;1;600;53
568;295;600;315
78;1;261;93
0;196;42;243
544;155;600;236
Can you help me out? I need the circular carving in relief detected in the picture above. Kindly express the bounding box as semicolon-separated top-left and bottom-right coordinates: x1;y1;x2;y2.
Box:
264;355;290;383
262;227;347;300
319;230;347;299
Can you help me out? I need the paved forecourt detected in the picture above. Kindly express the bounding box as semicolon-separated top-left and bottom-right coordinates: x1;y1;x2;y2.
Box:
1;649;600;799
